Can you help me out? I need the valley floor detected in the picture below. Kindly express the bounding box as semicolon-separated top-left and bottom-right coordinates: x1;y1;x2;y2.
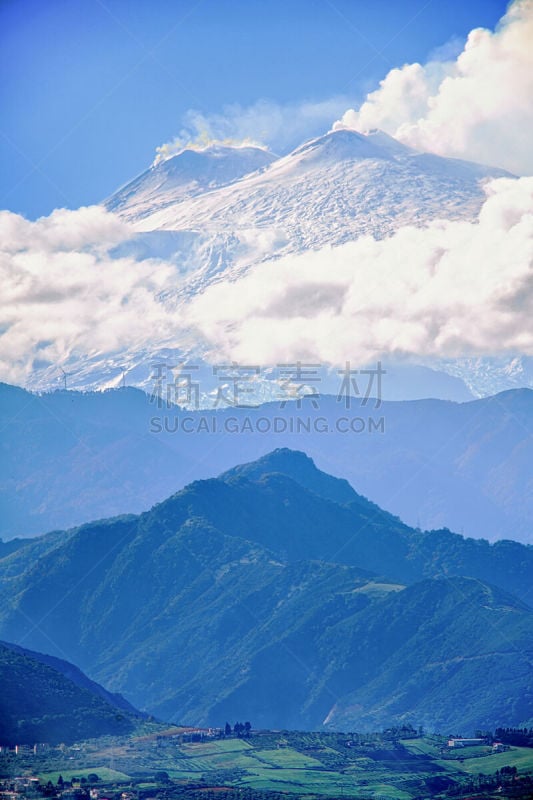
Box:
1;727;533;800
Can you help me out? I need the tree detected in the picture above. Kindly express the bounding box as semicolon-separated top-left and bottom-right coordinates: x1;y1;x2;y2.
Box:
244;721;252;737
43;781;57;798
225;722;232;736
57;776;64;788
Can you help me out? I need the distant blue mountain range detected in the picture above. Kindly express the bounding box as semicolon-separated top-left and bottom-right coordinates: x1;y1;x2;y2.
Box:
1;382;531;543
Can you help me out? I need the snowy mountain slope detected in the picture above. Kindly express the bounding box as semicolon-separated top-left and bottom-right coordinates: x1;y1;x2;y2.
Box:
119;130;511;255
106;143;275;223
101;128;513;323
439;355;533;397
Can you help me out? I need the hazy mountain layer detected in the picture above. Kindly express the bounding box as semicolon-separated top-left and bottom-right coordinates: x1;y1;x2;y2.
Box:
1;383;531;543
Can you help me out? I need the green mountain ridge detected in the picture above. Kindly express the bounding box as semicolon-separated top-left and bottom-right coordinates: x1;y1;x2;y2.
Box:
0;449;532;733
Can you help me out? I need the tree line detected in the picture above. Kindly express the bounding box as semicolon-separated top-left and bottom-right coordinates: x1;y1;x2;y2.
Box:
224;721;251;737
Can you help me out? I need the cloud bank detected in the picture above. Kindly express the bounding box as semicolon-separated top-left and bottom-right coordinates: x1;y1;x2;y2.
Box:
334;0;533;176
1;180;532;385
184;177;533;364
0;206;180;385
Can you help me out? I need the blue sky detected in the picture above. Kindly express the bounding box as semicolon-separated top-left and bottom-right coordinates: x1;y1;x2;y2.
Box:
1;0;509;218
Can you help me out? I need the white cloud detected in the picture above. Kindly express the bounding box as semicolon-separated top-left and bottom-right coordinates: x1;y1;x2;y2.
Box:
0;207;182;385
154;97;354;163
184;177;533;364
334;0;533;176
0;205;130;253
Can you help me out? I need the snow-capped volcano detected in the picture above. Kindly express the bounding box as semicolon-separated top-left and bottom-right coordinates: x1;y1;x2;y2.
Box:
111;129;510;253
28;128;529;400
106;143;275;223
